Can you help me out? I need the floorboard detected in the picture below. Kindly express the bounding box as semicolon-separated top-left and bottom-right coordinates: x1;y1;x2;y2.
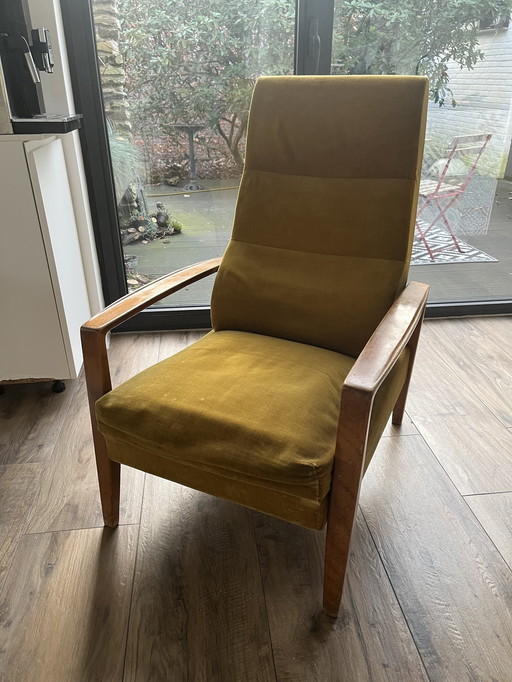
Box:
0;526;138;682
405;327;512;494
123;476;276;682
0;379;77;465
362;436;512;682
470;317;512;360
0;463;44;592
465;492;512;570
26;334;160;533
26;386;141;533
421;319;512;427
253;510;428;682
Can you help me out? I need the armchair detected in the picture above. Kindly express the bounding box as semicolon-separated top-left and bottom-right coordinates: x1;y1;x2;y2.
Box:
82;75;429;617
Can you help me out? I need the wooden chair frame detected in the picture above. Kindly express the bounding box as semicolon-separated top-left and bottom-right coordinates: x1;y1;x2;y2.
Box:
81;258;429;617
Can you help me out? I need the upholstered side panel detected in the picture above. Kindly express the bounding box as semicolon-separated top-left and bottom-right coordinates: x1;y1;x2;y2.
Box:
365;347;410;471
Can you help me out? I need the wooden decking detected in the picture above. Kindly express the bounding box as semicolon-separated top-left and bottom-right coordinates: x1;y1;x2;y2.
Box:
0;317;511;681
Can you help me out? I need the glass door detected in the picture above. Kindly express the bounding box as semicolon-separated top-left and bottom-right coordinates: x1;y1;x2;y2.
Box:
63;0;512;322
90;0;298;312
331;1;512;312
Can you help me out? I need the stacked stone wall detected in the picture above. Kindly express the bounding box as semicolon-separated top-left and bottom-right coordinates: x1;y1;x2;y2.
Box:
92;0;131;136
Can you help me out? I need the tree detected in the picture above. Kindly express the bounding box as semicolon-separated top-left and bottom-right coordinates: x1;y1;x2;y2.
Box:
118;0;294;170
331;0;512;106
117;0;511;178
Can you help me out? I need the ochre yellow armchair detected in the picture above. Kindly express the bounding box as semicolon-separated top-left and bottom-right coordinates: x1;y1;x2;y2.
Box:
82;76;429;617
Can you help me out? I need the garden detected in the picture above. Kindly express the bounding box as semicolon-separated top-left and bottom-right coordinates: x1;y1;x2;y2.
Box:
92;0;512;299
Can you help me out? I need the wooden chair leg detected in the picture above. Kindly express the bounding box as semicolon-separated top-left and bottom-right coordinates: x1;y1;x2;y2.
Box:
323;387;369;617
392;312;425;426
93;433;120;528
323;476;360;617
81;327;120;528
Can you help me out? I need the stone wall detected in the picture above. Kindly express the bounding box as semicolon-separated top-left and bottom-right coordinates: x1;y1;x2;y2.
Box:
92;0;131;136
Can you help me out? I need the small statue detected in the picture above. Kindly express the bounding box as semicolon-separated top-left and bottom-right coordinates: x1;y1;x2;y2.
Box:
155;202;170;230
152;202;182;236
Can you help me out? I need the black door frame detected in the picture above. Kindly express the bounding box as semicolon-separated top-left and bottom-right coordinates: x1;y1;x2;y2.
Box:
60;0;511;328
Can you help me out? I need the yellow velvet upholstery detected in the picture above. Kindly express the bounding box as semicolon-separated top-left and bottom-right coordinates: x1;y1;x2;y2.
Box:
95;75;428;531
212;76;428;357
97;331;409;529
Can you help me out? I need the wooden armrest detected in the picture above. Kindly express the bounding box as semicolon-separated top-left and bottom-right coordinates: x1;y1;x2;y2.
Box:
81;257;221;424
344;281;429;397
325;280;430;615
81;257;221;337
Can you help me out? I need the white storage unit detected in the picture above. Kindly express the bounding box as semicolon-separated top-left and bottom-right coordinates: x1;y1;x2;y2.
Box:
0;134;91;385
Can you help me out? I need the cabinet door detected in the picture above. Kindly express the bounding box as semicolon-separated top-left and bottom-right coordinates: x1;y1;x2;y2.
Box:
0;138;69;381
26;137;91;377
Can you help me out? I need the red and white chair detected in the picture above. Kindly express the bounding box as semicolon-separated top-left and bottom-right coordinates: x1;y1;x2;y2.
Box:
416;133;492;261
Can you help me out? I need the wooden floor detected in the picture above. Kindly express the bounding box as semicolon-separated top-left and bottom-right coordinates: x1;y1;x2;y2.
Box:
1;318;511;681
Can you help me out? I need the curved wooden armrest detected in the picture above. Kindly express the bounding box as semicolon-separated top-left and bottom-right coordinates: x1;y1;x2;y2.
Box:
325;280;429;616
343;281;429;397
82;257;221;337
81;257;221;430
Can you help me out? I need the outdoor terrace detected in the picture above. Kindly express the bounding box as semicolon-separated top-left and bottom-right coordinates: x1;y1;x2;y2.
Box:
124;179;512;309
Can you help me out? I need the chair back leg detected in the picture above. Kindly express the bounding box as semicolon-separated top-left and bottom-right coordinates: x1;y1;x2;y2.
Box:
392;311;425;425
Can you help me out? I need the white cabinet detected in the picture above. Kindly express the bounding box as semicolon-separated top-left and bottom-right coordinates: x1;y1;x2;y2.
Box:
0;134;91;383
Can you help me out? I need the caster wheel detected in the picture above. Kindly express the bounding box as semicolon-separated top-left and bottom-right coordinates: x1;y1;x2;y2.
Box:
52;380;66;393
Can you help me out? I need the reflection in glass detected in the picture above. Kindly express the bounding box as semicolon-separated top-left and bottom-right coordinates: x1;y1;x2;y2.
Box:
331;0;512;303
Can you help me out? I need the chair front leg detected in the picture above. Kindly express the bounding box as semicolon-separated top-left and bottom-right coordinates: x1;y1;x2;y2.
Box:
323;387;371;617
91;429;120;528
81;328;120;528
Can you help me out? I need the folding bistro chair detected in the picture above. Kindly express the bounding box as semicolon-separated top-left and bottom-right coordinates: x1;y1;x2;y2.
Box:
415;133;492;261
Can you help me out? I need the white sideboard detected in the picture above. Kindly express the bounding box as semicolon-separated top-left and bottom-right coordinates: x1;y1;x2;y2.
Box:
0;134;91;383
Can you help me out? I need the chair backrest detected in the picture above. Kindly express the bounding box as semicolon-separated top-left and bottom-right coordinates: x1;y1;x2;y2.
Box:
211;75;428;357
429;133;492;193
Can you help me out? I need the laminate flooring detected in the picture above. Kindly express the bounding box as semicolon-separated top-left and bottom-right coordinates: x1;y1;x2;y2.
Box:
0;318;511;681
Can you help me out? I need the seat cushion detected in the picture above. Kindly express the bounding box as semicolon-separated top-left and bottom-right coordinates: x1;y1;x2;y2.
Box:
96;330;409;529
97;331;353;526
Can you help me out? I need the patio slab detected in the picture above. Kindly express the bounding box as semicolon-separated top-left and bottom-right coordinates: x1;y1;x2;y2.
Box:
125;185;237;307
